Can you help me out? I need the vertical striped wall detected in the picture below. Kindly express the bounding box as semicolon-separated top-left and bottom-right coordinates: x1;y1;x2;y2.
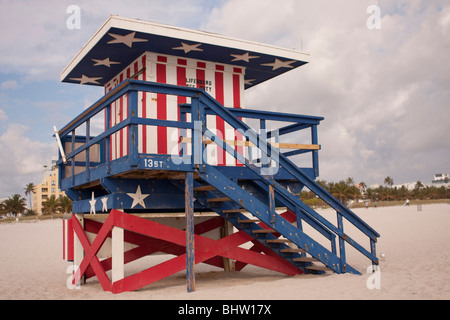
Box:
104;52;245;166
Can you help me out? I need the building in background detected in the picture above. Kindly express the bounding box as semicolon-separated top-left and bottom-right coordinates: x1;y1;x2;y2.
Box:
33;161;65;214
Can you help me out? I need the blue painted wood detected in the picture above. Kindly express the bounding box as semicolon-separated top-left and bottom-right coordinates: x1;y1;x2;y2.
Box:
56;79;380;274
185;172;195;293
198;164;354;274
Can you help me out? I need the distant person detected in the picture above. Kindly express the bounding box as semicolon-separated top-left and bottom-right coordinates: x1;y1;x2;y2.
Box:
365;200;369;209
405;199;410;206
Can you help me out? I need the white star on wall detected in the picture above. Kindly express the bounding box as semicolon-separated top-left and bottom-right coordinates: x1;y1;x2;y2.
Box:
244;79;256;86
261;58;296;71
92;58;121;68
231;52;259;63
89;192;97;215
107;32;148;48
101;197;108;212
173;42;204;54
127;185;150;209
69;75;103;85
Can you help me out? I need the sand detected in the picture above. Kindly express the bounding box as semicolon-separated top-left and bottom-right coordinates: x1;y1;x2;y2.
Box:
1;203;450;300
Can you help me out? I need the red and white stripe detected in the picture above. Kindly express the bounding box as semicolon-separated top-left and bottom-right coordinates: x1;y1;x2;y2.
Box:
63;219;74;262
105;52;245;166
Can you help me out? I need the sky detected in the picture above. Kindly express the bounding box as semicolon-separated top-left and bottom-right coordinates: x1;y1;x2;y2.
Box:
0;0;449;198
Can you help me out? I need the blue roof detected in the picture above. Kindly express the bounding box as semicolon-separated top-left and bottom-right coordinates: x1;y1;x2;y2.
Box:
61;16;310;90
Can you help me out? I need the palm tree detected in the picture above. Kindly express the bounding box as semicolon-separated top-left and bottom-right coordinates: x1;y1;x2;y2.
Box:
42;195;59;215
359;182;367;191
330;181;350;205
0;194;27;217
346;177;354;186
384;176;394;188
24;183;36;209
58;196;72;214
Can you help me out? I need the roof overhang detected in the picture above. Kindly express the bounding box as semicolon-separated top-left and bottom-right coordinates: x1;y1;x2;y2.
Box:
61;16;310;90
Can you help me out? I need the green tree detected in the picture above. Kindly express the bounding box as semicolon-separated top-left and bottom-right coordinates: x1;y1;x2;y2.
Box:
384;176;394;188
58;196;72;214
24;182;35;209
42;195;59;215
330;181;350;205
0;194;27;217
346;177;354;186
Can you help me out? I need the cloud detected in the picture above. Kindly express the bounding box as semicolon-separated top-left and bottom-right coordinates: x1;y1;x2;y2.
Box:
204;0;450;185
0;123;56;198
0;80;20;90
0;0;448;188
0;108;7;121
0;0;220;82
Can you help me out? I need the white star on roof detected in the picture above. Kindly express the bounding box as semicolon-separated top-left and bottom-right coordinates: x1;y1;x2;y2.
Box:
173;42;204;54
231;52;260;63
89;192;97;215
261;58;296;71
92;58;121;68
107;32;148;48
69;75;103;85
127;185;150;209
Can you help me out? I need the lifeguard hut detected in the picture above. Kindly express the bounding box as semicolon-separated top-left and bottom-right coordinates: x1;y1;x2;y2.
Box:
58;16;380;294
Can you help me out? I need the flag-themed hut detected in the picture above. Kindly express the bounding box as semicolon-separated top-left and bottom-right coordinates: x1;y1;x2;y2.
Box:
58;16;380;294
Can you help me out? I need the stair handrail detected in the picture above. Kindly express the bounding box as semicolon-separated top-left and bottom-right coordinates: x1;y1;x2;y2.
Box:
196;92;379;238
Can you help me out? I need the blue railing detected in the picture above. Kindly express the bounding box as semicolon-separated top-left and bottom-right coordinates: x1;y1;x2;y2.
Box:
57;80;323;187
56;79;379;270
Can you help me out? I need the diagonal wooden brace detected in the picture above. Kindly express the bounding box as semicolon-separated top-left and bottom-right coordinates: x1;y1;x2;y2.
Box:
71;210;301;294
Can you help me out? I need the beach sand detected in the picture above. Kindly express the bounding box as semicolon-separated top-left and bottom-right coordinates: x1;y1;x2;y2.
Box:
1;203;450;300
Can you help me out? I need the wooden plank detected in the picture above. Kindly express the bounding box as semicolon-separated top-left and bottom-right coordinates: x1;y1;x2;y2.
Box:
223;208;248;214
112;226;124;283
238;219;261;224
194;185;216;192
293;257;318;262
306;265;332;272
280;248;305;253
181;137;320;150
207;197;232;203
252;229;276;234
266;239;293;244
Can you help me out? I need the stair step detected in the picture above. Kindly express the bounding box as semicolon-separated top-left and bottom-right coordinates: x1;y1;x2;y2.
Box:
207;197;232;203
222;208;248;214
238;219;261;224
306;265;332;272
280;248;305;253
293;257;318;262
266;239;293;244
252;229;276;234
194;185;216;192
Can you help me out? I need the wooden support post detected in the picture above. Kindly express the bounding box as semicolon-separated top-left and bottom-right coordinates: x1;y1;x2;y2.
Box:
73;213;84;286
71;130;76;186
337;212;346;273
128;90;139;167
105;104;111;174
191;98;202;169
269;185;276;225
370;238;377;268
185;172;195;293
112;226;124;283
85;119;90;181
311;125;319;178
